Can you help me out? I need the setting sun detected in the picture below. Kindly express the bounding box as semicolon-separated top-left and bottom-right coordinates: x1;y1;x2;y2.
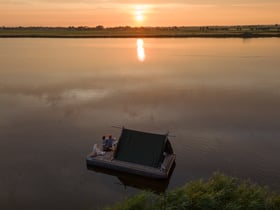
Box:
136;13;144;22
135;5;145;23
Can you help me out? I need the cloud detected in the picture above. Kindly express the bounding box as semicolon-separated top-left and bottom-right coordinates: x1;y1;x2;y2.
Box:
1;0;279;26
1;0;279;5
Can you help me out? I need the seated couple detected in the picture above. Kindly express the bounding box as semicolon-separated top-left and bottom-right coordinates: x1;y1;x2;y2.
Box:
102;135;117;151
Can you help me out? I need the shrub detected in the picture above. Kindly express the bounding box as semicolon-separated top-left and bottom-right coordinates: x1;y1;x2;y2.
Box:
104;173;280;210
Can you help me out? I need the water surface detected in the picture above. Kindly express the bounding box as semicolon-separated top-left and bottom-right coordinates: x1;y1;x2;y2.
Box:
0;38;280;210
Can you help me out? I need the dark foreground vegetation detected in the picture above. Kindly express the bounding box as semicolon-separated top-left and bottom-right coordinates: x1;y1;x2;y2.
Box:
1;25;280;38
104;173;280;210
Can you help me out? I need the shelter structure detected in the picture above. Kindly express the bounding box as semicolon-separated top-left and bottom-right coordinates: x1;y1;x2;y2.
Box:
86;127;175;179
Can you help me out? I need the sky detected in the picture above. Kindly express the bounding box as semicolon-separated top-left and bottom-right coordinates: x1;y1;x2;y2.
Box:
0;0;280;27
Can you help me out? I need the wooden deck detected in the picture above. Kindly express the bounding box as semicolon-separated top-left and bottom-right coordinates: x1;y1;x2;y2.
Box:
86;151;176;179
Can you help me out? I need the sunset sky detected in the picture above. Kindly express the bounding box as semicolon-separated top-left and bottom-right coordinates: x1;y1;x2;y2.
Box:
1;0;280;27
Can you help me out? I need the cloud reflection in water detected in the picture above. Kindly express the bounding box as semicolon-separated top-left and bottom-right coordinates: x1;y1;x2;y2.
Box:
1;38;280;210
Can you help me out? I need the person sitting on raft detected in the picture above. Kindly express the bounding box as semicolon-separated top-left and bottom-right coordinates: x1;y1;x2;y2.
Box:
103;135;116;151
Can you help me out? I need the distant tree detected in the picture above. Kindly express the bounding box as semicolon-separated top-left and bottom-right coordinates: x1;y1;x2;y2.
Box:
96;25;104;30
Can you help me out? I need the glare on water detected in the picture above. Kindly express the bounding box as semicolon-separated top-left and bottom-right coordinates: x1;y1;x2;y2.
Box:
137;38;145;62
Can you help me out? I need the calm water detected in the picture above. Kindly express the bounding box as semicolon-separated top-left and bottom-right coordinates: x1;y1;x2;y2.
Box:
0;38;280;210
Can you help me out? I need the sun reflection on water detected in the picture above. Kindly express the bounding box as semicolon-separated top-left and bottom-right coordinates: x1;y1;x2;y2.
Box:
137;38;145;62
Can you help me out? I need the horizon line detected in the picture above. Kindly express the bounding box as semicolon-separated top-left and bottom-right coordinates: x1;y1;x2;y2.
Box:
1;23;279;28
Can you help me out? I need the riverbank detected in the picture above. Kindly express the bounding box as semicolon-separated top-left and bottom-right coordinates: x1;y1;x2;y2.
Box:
1;25;280;38
104;173;280;210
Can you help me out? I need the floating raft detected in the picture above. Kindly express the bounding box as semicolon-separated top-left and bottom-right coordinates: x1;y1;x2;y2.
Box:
87;163;175;193
87;151;175;179
86;127;176;179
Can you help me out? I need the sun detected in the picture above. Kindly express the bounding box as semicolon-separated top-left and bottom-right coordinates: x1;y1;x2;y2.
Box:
135;5;145;23
136;13;144;22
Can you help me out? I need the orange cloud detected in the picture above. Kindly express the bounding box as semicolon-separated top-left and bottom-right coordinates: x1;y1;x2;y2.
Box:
0;1;279;26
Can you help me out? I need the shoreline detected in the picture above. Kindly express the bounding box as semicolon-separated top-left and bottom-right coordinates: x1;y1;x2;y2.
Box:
1;34;280;38
1;25;280;38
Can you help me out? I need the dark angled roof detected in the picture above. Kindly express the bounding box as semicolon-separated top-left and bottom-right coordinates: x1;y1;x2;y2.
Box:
114;128;173;168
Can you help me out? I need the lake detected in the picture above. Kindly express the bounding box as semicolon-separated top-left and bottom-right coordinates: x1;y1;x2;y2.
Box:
0;38;280;210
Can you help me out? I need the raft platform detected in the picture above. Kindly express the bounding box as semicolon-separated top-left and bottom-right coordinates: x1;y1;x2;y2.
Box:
86;150;176;179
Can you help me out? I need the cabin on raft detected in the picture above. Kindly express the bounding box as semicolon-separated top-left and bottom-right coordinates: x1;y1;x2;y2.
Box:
86;127;176;179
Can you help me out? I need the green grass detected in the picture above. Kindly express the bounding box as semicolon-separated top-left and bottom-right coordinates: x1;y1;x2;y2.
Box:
104;173;280;210
1;25;280;38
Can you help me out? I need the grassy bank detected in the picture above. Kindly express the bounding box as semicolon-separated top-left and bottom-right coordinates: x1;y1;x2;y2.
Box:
1;25;280;38
104;173;280;210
